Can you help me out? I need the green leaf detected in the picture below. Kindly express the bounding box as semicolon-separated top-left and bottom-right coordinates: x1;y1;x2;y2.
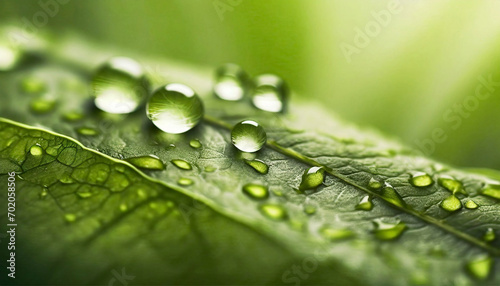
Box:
1;35;500;285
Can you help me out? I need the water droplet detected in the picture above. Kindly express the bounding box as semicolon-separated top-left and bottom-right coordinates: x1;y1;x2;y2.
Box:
177;178;193;186
242;183;269;200
126;155;164;170
410;172;433;187
258;203;287;221
465;200;478;209
380;183;406;208
147;83;204;134
119;203;128;212
76;127;98;136
356;195;373;211
480;184;500;200
92;57;148;114
171;159;192;170
251;74;289;113
204;166;216;172
320;225;354;241
299;166;325;191
63;111;84;122
483;228;495;242
213;63;249;101
76;189;93;199
189;139;202;149
64;213;77;223
368;178;382;189
373;219;407;240
231;120;267;152
304;205;316;215
244;159;269;174
440;194;462;212
21;77;46;94
466;255;493;280
30;98;56;114
29;144;43;156
39;188;48;199
438;175;466;195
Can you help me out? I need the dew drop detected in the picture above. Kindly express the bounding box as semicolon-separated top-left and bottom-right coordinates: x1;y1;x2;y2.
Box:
92;57;148;114
438;175;466;195
373;219;407;240
368;177;382;189
76;189;93;199
410;172;433;187
231;120;267;152
258;203;287;221
171;159;192;170
213;63;249;101
30;98;56;114
356;195;373;211
76;127;98;136
483;228;495;242
147;83;204;134
177;178;193;186
440;194;462;212
298;166;325;191
29;144;43;156
242;183;269;200
480;184;500;200
64;213;77;223
464;200;478;209
380;183;406;208
189;139;202;149
466;255;493;280
320;225;354;241
251;74;289;113
244;159;269;174
39;188;48;199
126;155;165;170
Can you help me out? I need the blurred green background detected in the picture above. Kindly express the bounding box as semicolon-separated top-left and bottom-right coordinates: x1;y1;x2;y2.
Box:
2;0;500;169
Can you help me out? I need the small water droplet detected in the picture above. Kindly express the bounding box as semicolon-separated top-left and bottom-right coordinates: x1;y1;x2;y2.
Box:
258;203;287;221
171;159;192;170
466;255;493;280
356;195;373;211
64;213;77;223
189;139;202;149
126;155;164;170
244;159;269;174
438;175;466;195
380;183;406;208
304;205;316;215
299;166;325;192
63;111;84;122
410;172;433;187
483;228;495;242
213;63;249;101
204;166;216;172
30;98;56;114
480;184;500;200
76;127;98;136
251;74;289;113
368;178;382;189
21;77;46;94
29;144;43;156
320;225;354;241
147;83;204;134
373;219;407;240
440;194;462;212
177;177;193;186
231;120;267;152
242;183;269;200
464;200;478;209
39;188;48;199
76;189;93;199
92;57;148;114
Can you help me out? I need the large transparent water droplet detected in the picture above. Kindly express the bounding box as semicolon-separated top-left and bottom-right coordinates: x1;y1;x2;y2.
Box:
483;228;495;242
298;166;325;191
92;57;148;114
242;183;269;200
466;255;493;280
356;195;373;211
213;63;249;101
231;120;267;152
29;144;43;156
189;139;202;149
380;183;406;208
410;172;433;187
440;194;462;212
372;219;407;240
251;74;289;113
147;83;204;134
